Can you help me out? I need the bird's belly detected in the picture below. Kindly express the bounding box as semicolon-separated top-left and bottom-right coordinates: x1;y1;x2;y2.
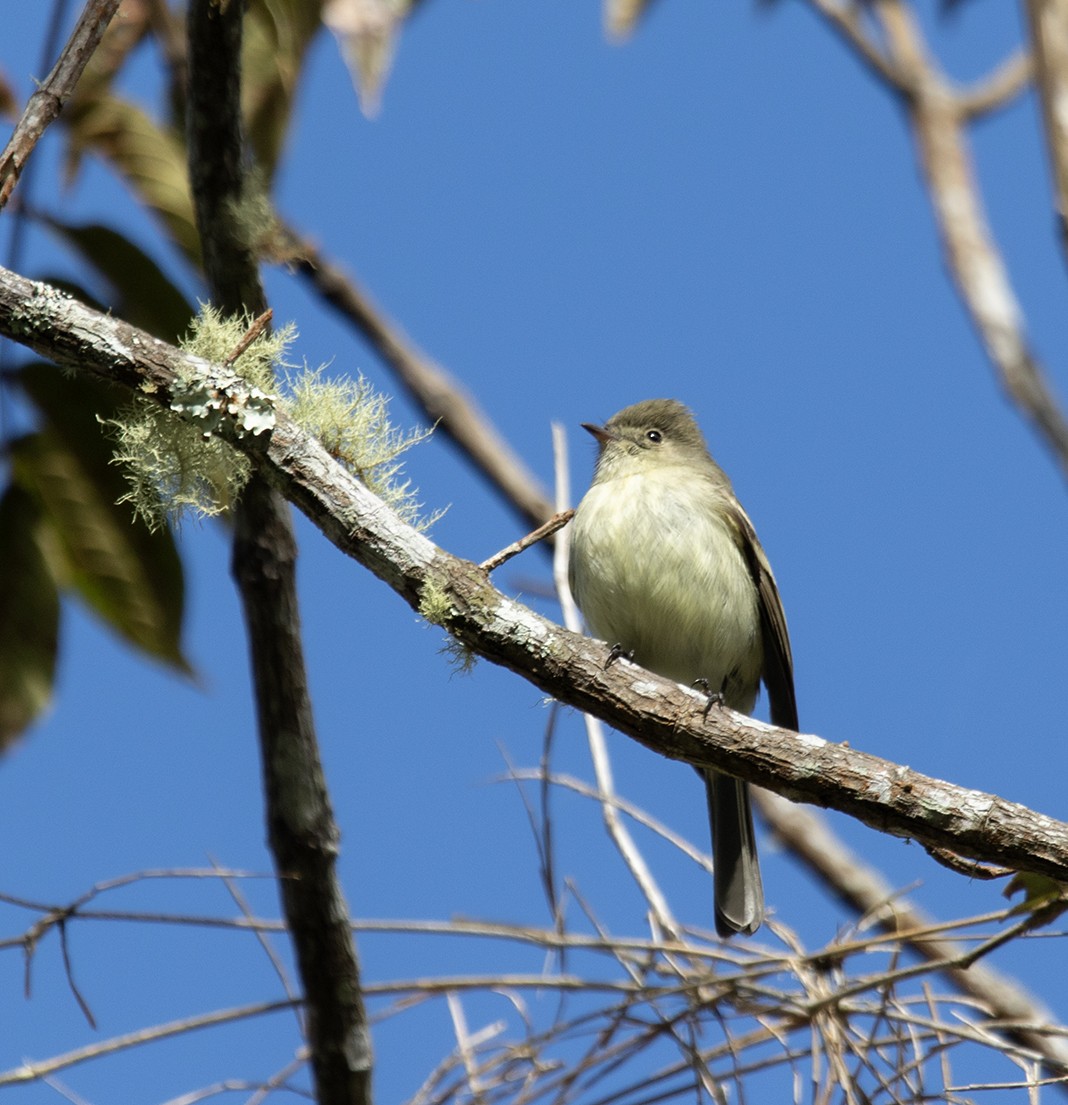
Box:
570;476;762;707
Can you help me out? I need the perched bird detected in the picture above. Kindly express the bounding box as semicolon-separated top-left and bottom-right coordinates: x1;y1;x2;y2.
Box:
569;398;797;936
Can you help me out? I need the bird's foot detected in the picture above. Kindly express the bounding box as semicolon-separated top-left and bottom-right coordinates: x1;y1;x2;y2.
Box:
693;678;725;718
605;643;634;670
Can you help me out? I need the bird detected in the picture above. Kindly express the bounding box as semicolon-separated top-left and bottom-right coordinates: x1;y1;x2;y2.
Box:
568;398;797;936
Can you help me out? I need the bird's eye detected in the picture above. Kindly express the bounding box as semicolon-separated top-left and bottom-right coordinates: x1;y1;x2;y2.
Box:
645;429;663;444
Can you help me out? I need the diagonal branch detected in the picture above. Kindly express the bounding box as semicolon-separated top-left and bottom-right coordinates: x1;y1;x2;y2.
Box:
803;0;1068;482
0;0;121;210
874;3;1068;482
3;267;1068;887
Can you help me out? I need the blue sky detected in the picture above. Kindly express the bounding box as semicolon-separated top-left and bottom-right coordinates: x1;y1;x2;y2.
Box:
2;2;1066;1101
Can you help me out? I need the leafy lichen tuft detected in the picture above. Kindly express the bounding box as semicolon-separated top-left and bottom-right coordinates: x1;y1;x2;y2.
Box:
284;367;441;530
109;305;438;532
419;579;476;673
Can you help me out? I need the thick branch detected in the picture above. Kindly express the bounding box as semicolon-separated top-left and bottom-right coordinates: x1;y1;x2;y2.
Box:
185;3;371;1103
3;268;1068;886
0;0;121;210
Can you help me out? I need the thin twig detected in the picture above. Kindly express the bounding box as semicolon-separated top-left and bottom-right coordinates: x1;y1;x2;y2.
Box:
959;47;1033;119
479;510;573;572
222;307;273;367
0;999;298;1087
0;0;122;209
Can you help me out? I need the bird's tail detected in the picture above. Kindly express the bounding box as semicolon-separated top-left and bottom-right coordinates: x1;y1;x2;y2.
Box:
706;770;764;937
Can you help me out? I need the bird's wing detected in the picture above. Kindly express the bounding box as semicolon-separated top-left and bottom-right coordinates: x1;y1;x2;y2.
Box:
727;503;798;731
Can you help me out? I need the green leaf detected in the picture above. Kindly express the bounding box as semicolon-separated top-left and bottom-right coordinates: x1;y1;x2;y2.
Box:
1004;872;1067;915
13;365;191;673
39;217;194;342
243;0;327;175
63;92;201;264
0;485;60;751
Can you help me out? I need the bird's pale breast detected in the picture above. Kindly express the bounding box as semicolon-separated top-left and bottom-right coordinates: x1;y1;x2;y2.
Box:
570;467;762;709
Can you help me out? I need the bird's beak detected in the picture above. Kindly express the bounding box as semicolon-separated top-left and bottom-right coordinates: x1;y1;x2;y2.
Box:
581;422;616;445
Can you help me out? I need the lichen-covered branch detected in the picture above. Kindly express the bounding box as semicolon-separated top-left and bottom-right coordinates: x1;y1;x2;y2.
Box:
3;266;1068;887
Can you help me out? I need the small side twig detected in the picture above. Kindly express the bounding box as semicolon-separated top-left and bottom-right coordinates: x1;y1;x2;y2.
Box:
222;308;273;367
57;919;96;1029
479;510;574;572
923;844;1013;880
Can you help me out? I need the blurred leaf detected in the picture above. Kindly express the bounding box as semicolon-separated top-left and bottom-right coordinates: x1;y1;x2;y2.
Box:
604;0;658;40
63;92;201;263
13;365;191;673
0;67;17;119
324;0;418;117
1004;872;1068;916
40;217;194;341
0;485;60;752
244;0;327;174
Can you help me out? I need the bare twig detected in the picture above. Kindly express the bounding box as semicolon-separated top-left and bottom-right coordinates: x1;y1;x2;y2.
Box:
923;843;1013;880
0;998;298;1087
756;789;1068;1073
222;307;274;367
480;510;573;572
0;0;122;209
803;0;909;94
959;48;1033;119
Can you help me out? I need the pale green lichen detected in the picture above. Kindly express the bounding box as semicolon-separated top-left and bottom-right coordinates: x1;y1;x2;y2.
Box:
418;579;454;626
111;305;437;532
284;367;441;530
418;579;476;673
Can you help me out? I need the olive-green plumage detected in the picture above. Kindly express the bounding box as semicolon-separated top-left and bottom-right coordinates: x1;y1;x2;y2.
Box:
569;399;797;936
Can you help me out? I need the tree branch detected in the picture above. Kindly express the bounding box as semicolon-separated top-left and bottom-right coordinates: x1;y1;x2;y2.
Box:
185;3;371;1103
0;0;121;210
754;789;1068;1074
3;267;1068;887
880;5;1068;482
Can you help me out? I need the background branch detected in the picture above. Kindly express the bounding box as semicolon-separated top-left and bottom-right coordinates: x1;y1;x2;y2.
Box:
185;3;371;1102
1025;0;1068;254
